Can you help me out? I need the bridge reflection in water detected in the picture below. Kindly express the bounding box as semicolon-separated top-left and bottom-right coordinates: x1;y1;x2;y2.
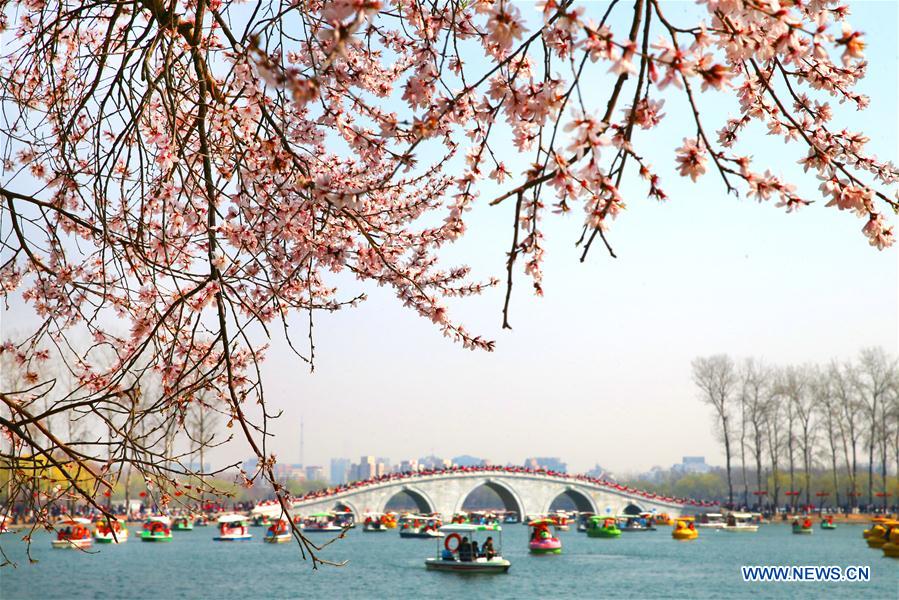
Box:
253;468;716;519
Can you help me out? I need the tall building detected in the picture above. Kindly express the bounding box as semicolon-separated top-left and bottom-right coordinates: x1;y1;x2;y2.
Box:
525;457;567;473
585;464;610;479
242;457;259;474
349;456;377;481
419;455;451;470
305;465;325;482
273;463;305;481
376;457;391;473
398;459;419;473
452;455;486;467
672;456;710;474
330;458;351;485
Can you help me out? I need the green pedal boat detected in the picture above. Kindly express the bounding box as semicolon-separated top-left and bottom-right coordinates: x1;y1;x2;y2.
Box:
141;516;173;542
586;516;621;538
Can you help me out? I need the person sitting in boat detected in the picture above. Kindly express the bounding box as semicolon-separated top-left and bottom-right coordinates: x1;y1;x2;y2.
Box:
482;537;495;560
471;540;480;559
458;537;472;562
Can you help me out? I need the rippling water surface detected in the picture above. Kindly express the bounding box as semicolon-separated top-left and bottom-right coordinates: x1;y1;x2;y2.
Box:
1;523;895;598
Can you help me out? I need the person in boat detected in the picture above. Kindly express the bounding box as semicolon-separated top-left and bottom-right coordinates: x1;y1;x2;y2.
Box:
471;540;480;559
482;537;495;560
458;537;472;562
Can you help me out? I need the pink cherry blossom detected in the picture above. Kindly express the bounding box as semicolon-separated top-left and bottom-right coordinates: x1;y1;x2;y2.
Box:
676;138;708;182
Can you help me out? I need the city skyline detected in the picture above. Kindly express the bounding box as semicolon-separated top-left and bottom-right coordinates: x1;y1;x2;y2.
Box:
241;451;712;484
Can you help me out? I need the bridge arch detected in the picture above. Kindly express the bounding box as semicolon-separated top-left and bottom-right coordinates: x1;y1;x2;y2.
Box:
621;502;643;515
332;500;360;517
455;478;525;517
546;487;597;514
380;486;436;514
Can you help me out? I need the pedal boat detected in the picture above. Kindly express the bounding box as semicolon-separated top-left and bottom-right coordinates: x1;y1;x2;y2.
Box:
301;512;346;533
652;513;674;527
399;515;444;538
792;518;813;535
362;513;389;532
863;517;889;540
141;516;173;542
425;523;510;573
93;517;129;543
252;514;272;528
214;514;252;541
881;522;899;558
586;515;621;538
528;519;562;554
722;512;759;533
53;518;93;548
672;517;698;540
550;513;571;531
263;517;292;543
619;514;656;532
695;513;726;529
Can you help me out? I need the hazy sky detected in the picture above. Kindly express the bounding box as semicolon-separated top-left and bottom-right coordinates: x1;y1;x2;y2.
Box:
2;2;897;476
249;1;898;475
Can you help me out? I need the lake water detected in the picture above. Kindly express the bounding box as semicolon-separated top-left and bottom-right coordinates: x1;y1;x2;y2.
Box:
1;524;895;599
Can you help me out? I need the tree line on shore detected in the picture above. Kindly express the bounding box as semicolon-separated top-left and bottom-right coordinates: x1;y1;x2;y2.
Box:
690;347;898;510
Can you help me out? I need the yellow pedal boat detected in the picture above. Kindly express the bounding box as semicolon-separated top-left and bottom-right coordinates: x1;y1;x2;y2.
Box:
672;517;698;540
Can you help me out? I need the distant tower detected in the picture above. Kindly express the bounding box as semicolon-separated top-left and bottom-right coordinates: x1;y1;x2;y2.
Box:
300;417;304;467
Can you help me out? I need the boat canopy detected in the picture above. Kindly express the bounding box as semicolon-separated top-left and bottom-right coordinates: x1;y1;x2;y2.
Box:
438;523;502;533
145;515;171;524
704;513;724;518
307;512;335;518
528;519;555;527
217;513;249;523
729;512;754;519
251;503;279;516
95;516;126;524
675;516;695;521
59;517;91;525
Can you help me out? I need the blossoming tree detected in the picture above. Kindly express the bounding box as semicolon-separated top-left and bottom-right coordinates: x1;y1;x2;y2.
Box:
0;0;895;564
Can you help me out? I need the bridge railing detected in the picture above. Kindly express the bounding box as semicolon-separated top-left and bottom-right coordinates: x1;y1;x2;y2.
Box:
253;467;718;513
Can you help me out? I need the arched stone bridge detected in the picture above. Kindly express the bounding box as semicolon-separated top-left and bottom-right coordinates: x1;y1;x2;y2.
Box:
253;470;716;519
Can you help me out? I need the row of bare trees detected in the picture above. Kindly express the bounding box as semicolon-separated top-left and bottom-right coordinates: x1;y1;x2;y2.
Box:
0;341;225;524
692;348;899;511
